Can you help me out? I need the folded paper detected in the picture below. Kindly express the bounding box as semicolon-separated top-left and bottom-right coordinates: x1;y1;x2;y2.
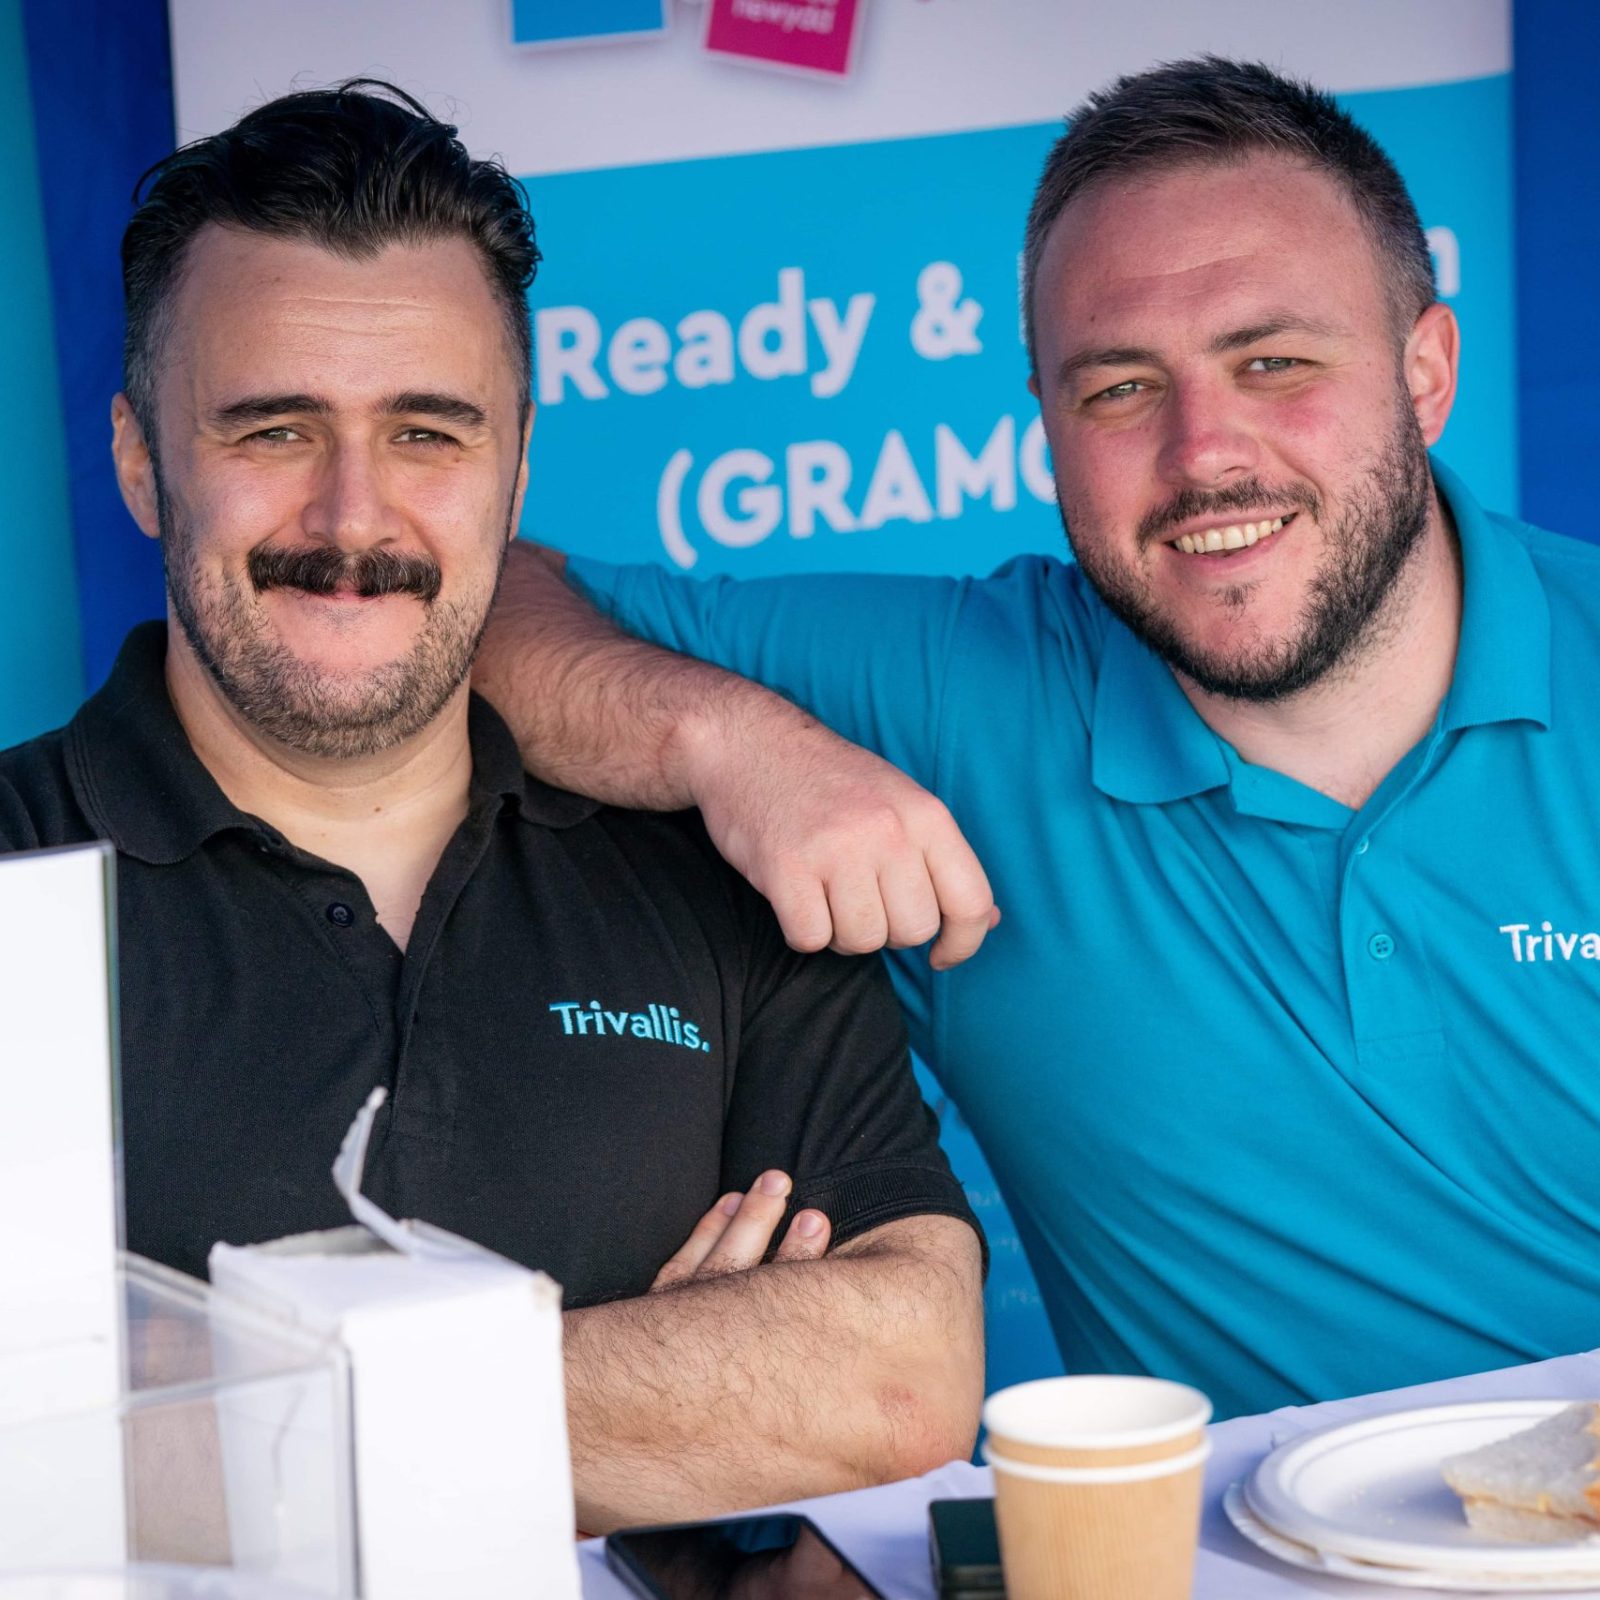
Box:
211;1087;580;1600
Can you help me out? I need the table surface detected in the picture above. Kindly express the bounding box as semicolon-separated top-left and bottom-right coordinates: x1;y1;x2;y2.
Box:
578;1348;1600;1597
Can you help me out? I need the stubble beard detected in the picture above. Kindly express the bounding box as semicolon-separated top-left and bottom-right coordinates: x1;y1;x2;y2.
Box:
158;476;510;759
1062;392;1434;703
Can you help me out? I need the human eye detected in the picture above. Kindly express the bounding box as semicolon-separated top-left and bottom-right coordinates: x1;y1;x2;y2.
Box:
246;425;306;447
395;427;460;448
1244;356;1302;374
1085;378;1148;406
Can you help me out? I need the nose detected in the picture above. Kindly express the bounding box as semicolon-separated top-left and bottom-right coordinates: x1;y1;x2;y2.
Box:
300;440;396;550
1154;377;1260;489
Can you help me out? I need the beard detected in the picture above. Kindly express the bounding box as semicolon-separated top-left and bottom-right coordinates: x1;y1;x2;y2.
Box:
1062;392;1434;702
158;477;510;758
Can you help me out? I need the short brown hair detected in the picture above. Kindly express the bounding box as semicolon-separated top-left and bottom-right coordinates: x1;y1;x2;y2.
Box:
122;79;540;438
1022;56;1435;367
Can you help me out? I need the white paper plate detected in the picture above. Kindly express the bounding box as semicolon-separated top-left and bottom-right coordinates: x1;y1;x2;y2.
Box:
1244;1401;1600;1580
1225;1482;1600;1592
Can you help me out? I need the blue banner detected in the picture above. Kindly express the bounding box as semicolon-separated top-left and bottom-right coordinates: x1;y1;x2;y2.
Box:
520;76;1517;577
511;0;667;46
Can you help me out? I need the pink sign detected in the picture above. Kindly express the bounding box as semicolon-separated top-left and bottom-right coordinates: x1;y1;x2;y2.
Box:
703;0;863;79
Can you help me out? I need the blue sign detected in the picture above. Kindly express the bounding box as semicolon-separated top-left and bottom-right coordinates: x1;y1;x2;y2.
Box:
519;74;1517;580
511;0;667;47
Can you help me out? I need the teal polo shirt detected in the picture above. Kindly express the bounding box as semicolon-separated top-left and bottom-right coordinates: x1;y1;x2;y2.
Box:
568;462;1600;1419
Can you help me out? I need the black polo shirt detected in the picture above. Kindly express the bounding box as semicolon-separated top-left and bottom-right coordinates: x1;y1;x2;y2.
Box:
0;623;976;1299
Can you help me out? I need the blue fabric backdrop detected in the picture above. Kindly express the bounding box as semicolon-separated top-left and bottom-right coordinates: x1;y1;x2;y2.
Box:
1514;0;1600;540
0;0;82;748
19;0;171;697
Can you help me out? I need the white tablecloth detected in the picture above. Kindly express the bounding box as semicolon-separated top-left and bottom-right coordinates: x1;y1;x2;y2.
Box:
578;1348;1600;1597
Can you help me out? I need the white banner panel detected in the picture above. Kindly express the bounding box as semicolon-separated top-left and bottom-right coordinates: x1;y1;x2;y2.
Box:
171;0;1509;174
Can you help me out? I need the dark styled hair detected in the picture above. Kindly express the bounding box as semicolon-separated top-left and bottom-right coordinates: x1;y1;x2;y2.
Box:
1022;56;1435;367
121;79;539;437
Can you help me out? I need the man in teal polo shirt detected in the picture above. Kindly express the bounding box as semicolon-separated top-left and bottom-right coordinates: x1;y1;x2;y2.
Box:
475;58;1600;1418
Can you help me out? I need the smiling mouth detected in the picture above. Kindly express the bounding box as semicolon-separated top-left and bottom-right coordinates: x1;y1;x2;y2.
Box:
1167;512;1295;556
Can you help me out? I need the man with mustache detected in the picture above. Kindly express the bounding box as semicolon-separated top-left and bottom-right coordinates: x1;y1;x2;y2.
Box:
0;82;984;1531
473;56;1600;1418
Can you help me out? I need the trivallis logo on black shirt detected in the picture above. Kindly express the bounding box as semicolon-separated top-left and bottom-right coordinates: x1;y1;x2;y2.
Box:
1498;921;1600;963
548;999;712;1052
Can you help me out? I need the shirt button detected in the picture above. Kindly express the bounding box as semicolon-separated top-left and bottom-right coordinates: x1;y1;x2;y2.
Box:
1355;837;1370;855
326;902;355;928
1367;932;1395;961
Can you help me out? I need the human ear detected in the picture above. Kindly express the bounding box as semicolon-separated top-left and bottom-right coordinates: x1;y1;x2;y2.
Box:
507;404;536;541
1403;302;1459;448
110;394;161;540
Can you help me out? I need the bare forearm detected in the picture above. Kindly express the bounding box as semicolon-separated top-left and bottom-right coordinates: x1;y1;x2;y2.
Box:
474;543;1000;966
474;541;809;809
562;1219;983;1533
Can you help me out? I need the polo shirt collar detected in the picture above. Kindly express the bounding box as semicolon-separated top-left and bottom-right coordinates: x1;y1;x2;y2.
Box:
1090;617;1230;804
66;622;249;864
67;620;597;863
1433;458;1550;733
469;696;600;828
1087;459;1549;805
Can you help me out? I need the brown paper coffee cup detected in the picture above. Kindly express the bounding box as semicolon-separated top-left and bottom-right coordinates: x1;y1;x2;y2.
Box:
982;1375;1212;1600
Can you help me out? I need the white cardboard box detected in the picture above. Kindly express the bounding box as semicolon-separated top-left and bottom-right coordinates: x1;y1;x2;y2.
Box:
0;844;125;1561
210;1091;580;1600
0;843;121;1354
1;845;354;1585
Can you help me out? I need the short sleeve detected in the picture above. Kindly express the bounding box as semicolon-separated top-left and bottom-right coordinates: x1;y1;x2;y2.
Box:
0;787;38;851
0;732;77;851
565;555;968;798
716;874;983;1262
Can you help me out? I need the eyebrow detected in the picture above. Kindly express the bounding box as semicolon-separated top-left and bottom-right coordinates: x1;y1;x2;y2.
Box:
381;391;488;430
1055;315;1346;386
209;391;489;431
211;393;331;427
1056;346;1156;384
1208;315;1344;352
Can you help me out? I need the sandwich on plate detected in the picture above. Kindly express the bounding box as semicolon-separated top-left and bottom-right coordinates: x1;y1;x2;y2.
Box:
1442;1403;1600;1543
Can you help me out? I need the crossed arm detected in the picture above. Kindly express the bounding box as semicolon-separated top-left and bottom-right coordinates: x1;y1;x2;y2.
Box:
473;543;999;968
475;544;994;1526
565;1176;984;1533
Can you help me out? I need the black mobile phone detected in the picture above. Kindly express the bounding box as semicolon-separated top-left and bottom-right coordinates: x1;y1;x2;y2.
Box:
606;1511;886;1600
928;1497;1004;1596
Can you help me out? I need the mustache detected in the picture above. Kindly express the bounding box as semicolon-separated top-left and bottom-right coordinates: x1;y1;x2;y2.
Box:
247;544;443;604
1136;478;1322;546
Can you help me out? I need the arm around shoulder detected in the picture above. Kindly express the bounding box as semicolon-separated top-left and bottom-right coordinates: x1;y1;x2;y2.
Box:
473;540;819;812
474;542;998;966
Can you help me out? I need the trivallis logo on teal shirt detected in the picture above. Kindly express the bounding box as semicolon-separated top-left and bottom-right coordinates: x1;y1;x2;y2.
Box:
1498;922;1600;963
548;1000;713;1052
